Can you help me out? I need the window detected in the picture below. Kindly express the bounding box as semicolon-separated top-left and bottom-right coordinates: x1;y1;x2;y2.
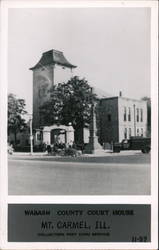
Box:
129;128;131;138
124;128;127;139
128;107;131;121
124;107;127;121
136;108;139;122
140;109;143;122
137;128;139;136
107;114;111;122
141;128;143;137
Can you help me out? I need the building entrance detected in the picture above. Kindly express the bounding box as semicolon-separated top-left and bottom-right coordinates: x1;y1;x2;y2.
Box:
50;128;66;144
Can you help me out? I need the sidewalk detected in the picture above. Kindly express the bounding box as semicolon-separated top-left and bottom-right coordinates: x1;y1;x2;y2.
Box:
11;150;142;158
8;149;150;165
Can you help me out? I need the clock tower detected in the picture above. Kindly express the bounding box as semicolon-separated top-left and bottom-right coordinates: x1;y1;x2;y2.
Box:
30;49;76;129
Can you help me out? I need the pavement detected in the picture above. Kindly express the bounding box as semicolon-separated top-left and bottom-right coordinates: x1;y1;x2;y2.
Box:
11;150;143;157
8;150;151;195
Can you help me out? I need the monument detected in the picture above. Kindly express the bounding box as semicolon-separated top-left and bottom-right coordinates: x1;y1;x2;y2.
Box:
84;88;104;154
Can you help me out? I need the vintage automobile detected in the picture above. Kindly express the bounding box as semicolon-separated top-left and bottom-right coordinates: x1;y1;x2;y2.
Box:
113;136;151;153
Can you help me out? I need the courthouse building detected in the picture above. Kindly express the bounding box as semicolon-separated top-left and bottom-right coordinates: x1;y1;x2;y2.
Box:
30;49;76;146
30;49;76;129
99;94;147;144
29;49;148;147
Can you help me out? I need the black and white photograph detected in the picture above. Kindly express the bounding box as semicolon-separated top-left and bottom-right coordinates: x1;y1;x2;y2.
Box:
7;5;153;196
0;0;158;248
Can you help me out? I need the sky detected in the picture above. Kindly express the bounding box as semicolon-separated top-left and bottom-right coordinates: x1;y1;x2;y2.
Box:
8;7;150;113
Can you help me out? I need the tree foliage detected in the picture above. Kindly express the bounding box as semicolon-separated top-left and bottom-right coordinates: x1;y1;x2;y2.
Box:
8;93;27;142
40;76;96;143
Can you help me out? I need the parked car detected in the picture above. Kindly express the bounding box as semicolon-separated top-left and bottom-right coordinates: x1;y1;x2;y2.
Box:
113;136;151;153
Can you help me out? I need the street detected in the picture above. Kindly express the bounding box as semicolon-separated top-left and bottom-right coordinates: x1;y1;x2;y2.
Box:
8;151;150;195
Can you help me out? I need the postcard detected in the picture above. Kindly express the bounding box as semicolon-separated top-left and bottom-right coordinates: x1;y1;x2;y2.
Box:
0;0;158;249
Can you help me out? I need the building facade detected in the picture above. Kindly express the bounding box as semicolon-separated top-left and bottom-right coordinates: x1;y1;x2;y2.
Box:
30;49;76;129
99;96;147;144
29;49;148;147
30;49;76;146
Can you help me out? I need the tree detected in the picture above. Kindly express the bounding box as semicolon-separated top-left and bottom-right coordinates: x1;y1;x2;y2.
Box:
40;76;96;144
8;93;27;144
141;96;151;137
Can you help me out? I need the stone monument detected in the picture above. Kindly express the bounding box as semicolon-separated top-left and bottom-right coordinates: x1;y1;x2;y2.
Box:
84;88;104;154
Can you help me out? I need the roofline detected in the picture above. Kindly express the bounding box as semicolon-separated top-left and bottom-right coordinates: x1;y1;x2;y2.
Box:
100;96;118;101
43;49;62;54
100;96;147;103
29;49;77;70
29;62;77;71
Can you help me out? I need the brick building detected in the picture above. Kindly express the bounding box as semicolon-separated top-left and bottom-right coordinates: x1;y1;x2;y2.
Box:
30;49;76;129
99;94;147;144
30;49;76;146
30;49;148;147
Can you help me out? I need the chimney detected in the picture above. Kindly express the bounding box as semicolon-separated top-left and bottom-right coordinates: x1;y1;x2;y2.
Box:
119;91;122;97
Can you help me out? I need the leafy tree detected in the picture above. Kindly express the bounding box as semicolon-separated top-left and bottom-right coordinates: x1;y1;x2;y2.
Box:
8;93;27;144
141;96;151;136
40;76;96;144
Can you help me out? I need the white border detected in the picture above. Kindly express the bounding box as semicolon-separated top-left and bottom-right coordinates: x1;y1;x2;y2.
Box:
0;0;158;249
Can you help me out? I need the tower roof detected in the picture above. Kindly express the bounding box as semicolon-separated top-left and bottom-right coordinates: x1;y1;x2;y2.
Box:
30;49;77;70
